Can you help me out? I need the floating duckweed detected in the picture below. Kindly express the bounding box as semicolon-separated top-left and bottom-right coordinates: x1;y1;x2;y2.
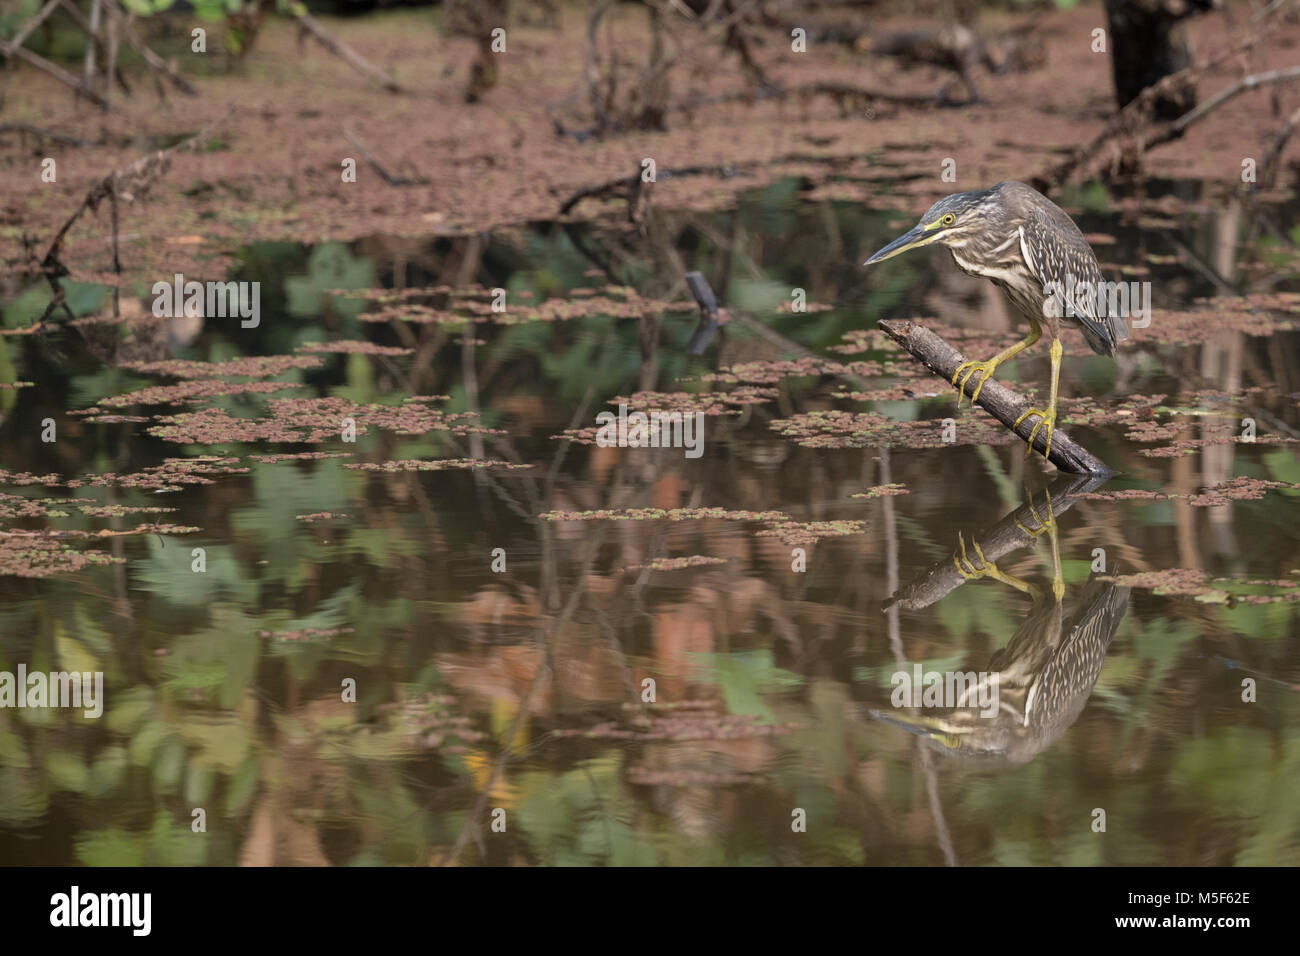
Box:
850;483;909;499
620;555;729;572
345;459;530;472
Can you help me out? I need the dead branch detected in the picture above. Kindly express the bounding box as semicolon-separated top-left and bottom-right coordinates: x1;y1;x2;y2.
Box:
102;1;199;97
0;122;87;147
36;110;234;323
294;9;405;93
555;0;769;139
56;0;130;98
1259;102;1300;189
1169;64;1300;136
1035;15;1290;188
557;162;750;215
341;125;426;186
6;0;61;51
0;4;111;109
83;0;101;88
878;319;1113;476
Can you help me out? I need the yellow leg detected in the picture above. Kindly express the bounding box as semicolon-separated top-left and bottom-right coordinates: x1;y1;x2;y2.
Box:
1014;488;1065;602
1012;336;1061;461
951;320;1042;406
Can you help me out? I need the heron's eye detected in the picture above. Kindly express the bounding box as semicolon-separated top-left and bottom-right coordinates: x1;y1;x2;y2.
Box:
941;213;956;226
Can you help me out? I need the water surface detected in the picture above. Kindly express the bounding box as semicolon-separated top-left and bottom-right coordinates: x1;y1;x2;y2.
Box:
1;179;1298;865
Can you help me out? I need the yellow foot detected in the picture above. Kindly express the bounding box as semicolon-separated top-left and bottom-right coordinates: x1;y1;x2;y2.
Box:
952;532;993;579
1014;487;1055;539
951;359;999;406
1015;489;1065;602
1013;405;1057;460
953;532;1041;598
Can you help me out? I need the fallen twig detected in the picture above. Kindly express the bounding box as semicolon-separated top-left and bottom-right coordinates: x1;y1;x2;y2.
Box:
103;1;199;97
294;9;405;93
36;110;234;323
341;125;425;186
0;123;87;147
0;25;111;108
1259;102;1300;189
878;318;1113;476
558;163;751;215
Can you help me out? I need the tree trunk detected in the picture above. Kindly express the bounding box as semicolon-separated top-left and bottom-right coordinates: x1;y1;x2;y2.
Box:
1104;0;1213;120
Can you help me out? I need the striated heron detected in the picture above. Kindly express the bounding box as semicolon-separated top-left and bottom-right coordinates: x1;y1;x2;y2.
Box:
865;181;1129;460
871;571;1130;761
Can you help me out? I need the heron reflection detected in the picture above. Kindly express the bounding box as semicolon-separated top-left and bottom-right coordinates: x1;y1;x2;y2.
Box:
874;474;1130;763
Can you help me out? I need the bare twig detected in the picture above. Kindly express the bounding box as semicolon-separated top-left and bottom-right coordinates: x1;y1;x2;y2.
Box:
1037;11;1290;187
7;0;62;51
83;0;102;88
0;17;111;108
0;123;87;147
36;109;234;322
558;162;751;215
103;1;199;97
341;125;425;186
1260;102;1300;189
294;10;405;93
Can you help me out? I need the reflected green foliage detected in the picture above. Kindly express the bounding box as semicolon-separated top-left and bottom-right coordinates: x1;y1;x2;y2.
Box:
0;180;1297;866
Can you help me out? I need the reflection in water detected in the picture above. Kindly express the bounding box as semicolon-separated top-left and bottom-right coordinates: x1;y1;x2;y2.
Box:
877;475;1131;763
0;178;1297;866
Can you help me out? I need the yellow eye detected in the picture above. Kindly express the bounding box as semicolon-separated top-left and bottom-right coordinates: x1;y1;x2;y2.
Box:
941;214;956;226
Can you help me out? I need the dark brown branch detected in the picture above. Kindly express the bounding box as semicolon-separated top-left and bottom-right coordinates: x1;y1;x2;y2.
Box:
878;318;1113;476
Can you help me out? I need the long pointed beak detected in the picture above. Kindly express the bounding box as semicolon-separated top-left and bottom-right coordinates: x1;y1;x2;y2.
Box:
864;224;938;266
868;708;963;750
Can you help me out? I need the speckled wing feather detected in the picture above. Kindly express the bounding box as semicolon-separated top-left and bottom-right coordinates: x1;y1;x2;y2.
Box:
1024;577;1130;732
1019;198;1130;356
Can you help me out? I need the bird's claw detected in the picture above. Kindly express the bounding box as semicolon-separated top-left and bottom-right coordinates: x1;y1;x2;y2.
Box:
951;359;999;406
952;532;992;579
1014;487;1055;539
1013;405;1056;460
1016;488;1065;602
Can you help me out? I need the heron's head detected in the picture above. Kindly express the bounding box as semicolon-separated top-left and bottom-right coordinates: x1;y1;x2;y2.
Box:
864;188;1000;266
868;707;1010;757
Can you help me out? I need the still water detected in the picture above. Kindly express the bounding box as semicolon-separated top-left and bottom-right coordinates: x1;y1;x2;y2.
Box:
1;179;1297;865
